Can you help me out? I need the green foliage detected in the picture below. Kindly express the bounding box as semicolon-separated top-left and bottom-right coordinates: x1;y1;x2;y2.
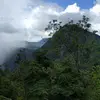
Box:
0;76;16;100
87;66;100;100
0;95;11;100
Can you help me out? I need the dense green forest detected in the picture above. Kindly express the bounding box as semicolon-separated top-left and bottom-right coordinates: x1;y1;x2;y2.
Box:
0;16;100;100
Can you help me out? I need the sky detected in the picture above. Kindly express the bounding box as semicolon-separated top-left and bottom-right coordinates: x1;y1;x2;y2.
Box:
46;0;94;9
0;0;100;64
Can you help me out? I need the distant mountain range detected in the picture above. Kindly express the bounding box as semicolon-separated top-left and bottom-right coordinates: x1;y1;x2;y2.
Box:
26;38;48;49
0;38;48;70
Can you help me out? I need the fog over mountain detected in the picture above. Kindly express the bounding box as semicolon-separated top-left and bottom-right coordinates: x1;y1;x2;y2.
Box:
0;0;100;64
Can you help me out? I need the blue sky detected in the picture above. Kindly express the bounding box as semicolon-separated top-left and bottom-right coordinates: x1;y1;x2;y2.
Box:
47;0;94;9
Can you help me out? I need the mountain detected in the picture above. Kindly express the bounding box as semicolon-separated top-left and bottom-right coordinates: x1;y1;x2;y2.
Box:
1;38;48;70
38;24;100;68
26;38;48;49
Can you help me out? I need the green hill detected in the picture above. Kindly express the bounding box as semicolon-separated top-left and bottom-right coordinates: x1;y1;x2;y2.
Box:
38;21;100;69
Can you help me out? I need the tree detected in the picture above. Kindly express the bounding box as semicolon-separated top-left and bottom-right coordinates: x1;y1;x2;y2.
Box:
35;51;51;69
45;20;62;36
86;65;100;100
65;16;93;69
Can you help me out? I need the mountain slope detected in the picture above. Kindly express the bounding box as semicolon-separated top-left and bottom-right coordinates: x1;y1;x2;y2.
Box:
38;24;100;68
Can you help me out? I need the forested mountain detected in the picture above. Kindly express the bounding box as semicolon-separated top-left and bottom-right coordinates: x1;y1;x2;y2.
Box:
0;16;100;100
40;19;100;68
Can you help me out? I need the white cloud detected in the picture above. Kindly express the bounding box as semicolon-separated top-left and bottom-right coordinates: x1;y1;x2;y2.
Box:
90;4;100;15
64;3;80;13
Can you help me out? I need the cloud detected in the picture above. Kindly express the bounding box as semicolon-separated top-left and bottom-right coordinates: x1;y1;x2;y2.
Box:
0;23;19;33
24;1;100;37
0;0;29;64
64;3;80;13
96;0;100;3
0;33;26;64
23;3;82;41
90;4;100;15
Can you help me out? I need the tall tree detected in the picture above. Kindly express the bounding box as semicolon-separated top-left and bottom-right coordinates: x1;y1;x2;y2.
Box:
45;20;62;36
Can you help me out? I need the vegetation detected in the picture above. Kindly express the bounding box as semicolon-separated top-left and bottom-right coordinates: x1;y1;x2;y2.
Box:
0;16;100;100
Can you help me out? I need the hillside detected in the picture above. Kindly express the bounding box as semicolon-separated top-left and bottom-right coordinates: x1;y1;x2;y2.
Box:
38;23;100;68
